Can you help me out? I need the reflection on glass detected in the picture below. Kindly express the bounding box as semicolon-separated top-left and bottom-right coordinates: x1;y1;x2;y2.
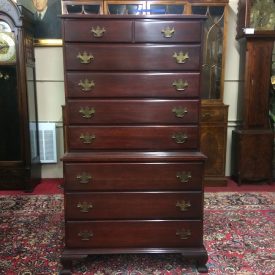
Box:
0;67;21;161
108;4;144;14
250;0;275;30
192;5;225;99
66;4;101;14
26;66;39;160
149;4;184;14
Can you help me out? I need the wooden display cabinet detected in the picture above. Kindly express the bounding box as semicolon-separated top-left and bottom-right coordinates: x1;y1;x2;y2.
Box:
0;0;40;190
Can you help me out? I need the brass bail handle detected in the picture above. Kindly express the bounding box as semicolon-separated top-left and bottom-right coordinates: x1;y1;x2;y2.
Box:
79;107;96;119
80;133;96;144
172;79;189;92
91;26;106;38
161;26;175;38
172;132;188;144
77;51;94;64
173;52;189;64
78;79;95;92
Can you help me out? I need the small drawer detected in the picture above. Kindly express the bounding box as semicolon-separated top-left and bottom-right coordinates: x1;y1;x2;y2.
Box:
65;220;203;248
201;106;228;123
65;192;202;220
135;21;202;43
66;99;199;125
64;162;204;191
64;44;201;71
66;72;201;99
67;126;199;150
63;20;132;42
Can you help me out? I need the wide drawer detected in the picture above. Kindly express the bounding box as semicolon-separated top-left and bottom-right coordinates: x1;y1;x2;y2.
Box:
64;162;204;191
63;20;132;42
65;192;202;220
67;126;199;150
66;72;201;98
64;44;201;71
66;100;199;124
65;220;203;248
135;21;202;43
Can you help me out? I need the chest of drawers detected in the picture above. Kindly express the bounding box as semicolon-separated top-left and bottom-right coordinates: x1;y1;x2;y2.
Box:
61;15;208;274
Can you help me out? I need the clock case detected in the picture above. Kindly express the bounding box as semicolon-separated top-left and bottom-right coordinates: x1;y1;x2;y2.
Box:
231;0;275;184
0;0;41;191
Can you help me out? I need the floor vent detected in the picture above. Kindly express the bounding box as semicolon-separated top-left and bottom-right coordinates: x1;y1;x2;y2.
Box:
38;123;57;163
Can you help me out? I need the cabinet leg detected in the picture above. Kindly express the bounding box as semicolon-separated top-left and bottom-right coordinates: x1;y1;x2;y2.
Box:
60;254;88;275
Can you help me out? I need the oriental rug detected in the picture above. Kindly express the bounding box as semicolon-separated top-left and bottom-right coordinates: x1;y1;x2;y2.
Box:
0;192;274;275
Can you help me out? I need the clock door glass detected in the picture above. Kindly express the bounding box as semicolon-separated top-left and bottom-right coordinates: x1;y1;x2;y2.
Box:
250;0;275;30
0;67;21;161
0;20;16;64
0;20;20;161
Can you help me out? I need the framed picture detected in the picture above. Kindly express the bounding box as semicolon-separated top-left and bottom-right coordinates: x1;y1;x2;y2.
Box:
18;0;62;46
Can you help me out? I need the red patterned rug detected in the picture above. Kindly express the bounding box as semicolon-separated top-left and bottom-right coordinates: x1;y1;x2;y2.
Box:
0;192;274;275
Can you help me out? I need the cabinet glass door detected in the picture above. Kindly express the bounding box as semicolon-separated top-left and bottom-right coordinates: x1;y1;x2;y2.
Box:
191;5;226;100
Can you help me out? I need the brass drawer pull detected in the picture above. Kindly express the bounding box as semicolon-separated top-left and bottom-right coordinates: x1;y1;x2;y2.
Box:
172;133;188;144
173;51;189;64
79;107;96;119
176;171;192;183
161;26;175;38
76;172;92;184
77;51;94;64
80;133;96;144
172;107;188;118
176;229;191;240
172;79;189;91
91;26;106;38
78;79;95;92
77;201;93;212
78;231;93;241
176;200;191;211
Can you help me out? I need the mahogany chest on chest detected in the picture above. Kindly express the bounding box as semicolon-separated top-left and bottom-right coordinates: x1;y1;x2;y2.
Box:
61;14;208;273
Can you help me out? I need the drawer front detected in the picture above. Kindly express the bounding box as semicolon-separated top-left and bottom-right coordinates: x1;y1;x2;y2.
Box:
64;44;201;71
67;126;199;150
63;20;133;42
66;72;201;99
201;106;228;123
65;192;202;220
135;21;202;43
67;100;199;125
66;220;203;248
64;162;204;191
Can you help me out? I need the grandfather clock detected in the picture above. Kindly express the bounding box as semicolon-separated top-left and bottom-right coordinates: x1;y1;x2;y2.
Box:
0;0;40;190
232;0;275;184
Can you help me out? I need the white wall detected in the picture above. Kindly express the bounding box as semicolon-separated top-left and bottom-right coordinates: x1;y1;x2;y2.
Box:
35;0;240;178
